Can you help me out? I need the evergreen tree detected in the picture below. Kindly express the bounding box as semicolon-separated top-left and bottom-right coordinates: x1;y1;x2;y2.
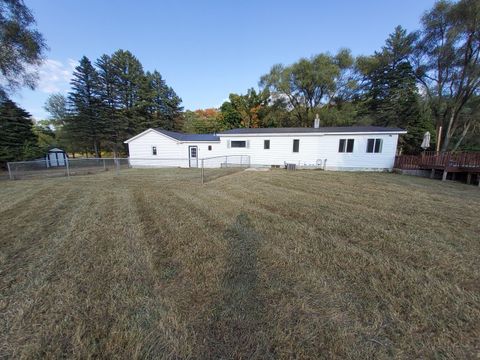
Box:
148;70;183;129
109;50;145;137
358;26;434;153
96;54;126;155
52;50;184;156
0;99;39;165
68;56;104;157
137;71;183;130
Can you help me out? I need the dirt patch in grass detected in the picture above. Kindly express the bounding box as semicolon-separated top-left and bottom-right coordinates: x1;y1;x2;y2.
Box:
0;170;479;358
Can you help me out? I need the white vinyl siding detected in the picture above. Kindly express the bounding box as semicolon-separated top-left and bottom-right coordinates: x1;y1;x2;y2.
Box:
127;130;221;167
127;128;401;171
219;134;399;170
319;134;398;170
220;135;320;166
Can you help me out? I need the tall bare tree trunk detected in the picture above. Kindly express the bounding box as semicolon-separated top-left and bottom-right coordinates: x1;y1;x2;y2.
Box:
451;122;472;152
441;112;457;151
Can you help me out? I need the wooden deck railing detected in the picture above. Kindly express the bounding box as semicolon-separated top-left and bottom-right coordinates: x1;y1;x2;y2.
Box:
394;152;480;171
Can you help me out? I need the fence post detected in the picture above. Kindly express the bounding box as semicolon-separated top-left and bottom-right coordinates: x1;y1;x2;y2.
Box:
6;162;13;180
225;156;228;168
66;158;70;178
201;159;204;185
115;158;120;176
103;159;106;171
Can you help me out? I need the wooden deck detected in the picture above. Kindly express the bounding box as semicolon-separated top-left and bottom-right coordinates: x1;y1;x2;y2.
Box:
394;151;480;184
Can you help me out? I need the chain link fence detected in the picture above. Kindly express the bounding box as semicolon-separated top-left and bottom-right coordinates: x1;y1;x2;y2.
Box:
6;155;251;183
201;155;250;183
6;158;131;180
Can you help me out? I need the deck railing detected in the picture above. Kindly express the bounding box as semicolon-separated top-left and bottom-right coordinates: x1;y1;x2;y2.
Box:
394;151;480;170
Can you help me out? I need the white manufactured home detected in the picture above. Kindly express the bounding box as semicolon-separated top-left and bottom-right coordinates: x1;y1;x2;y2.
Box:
124;126;406;171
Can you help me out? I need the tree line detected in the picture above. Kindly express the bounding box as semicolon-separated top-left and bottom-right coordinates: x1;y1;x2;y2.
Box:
44;50;183;157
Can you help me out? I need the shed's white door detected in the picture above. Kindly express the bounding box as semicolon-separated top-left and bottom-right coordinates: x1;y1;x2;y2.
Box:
189;146;198;168
57;153;66;166
49;153;59;167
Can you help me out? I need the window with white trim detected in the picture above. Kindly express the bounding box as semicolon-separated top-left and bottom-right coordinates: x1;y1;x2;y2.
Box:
264;140;270;149
338;139;354;153
367;138;383;153
152;146;157;155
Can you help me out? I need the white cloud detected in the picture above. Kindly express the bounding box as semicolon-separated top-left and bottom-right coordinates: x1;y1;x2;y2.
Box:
11;58;79;120
36;58;78;94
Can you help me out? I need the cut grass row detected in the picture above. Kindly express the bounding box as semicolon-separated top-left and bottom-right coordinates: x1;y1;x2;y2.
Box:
0;169;479;358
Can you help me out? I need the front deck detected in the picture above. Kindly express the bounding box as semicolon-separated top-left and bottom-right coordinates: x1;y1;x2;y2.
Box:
394;152;480;185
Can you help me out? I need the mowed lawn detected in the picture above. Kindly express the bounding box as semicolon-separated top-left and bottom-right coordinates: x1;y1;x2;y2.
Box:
1;169;479;359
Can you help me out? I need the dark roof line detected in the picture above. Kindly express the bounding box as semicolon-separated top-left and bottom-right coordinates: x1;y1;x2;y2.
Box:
153;126;406;142
218;126;406;135
154;129;220;141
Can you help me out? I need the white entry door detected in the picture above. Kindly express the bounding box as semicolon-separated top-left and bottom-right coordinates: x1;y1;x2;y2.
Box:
189;146;198;168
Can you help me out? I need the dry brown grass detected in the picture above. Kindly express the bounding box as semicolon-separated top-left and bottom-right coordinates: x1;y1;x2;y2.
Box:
0;169;479;359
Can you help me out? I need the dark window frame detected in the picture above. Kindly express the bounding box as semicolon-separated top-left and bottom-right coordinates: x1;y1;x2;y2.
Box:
346;139;354;153
208;145;212;151
293;139;300;153
339;139;354;153
231;140;246;148
264;140;270;149
367;139;374;153
152;146;157;155
367;138;383;153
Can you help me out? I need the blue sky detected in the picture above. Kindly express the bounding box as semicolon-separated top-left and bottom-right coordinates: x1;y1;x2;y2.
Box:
13;0;436;120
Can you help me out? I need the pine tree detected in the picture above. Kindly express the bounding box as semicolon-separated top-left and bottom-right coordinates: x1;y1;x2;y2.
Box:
0;99;39;165
137;71;183;130
58;50;184;156
109;50;145;137
67;56;104;157
96;54;126;156
359;26;435;154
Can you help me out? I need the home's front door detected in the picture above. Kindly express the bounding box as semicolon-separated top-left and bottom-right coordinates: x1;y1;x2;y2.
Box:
189;146;198;168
